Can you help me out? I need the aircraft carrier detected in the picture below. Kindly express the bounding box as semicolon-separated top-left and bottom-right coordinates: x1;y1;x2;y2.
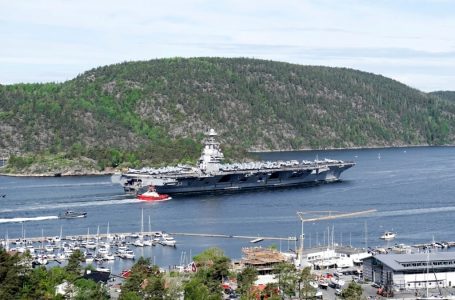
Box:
118;129;355;195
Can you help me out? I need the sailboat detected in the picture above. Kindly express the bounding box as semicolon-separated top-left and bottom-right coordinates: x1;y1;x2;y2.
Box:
4;231;9;252
416;252;455;300
143;215;153;246
36;229;48;265
133;209;145;247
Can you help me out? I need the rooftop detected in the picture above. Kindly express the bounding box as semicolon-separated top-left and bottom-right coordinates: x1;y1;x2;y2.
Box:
372;252;455;271
242;247;287;266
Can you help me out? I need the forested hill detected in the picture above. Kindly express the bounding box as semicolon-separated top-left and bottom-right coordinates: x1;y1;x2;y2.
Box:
1;57;455;171
430;91;455;102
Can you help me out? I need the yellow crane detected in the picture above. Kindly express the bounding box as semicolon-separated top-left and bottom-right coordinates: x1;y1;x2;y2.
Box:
296;209;377;264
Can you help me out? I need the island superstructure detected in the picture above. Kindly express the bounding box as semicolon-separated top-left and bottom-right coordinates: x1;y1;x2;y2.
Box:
119;129;355;195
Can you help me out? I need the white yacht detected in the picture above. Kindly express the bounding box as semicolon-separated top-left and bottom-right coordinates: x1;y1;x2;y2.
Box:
120;249;135;259
380;231;396;240
160;234;176;247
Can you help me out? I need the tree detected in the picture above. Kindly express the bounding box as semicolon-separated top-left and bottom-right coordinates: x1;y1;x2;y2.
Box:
191;247;231;297
184;277;214;300
65;249;85;278
143;274;166;300
262;282;280;300
120;258;152;299
237;266;258;300
20;266;54;299
1;250;34;297
298;267;316;299
342;281;363;300
119;291;142;300
274;262;298;298
164;276;184;300
0;248;28;299
74;278;109;300
120;258;168;300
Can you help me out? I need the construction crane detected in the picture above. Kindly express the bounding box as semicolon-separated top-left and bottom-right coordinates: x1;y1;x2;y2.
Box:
296;209;377;265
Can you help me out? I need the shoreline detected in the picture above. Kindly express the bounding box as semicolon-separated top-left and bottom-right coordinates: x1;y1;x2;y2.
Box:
0;171;116;178
2;144;454;177
248;144;455;153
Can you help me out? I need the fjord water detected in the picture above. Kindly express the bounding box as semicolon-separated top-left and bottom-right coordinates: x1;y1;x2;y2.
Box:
1;146;455;271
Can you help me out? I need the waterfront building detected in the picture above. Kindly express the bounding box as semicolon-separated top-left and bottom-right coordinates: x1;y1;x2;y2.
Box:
302;246;371;270
363;252;455;290
240;247;290;275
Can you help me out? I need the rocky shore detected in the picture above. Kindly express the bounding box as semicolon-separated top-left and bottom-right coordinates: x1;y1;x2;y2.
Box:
0;155;119;177
0;170;115;177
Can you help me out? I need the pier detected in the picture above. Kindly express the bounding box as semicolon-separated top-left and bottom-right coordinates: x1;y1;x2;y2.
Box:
4;231;298;243
169;232;297;242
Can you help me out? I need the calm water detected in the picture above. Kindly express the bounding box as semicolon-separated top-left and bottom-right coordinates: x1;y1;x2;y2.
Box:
1;146;455;272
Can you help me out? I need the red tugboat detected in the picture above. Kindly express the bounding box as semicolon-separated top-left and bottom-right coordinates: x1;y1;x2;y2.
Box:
137;185;171;201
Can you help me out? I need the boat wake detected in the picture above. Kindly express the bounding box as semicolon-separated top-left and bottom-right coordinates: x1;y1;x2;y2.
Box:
375;206;455;218
0;198;141;213
0;216;59;224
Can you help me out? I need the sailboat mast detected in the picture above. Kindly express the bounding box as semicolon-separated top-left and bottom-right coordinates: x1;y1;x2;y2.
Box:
141;209;144;235
5;231;9;252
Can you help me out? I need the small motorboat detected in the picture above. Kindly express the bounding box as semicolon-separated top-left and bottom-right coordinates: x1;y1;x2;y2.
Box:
380;231;396;240
85;252;94;263
59;211;87;219
137;185;171;201
160;234;176;247
120;250;135;260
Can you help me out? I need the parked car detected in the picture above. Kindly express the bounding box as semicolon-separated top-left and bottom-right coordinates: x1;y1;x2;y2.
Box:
371;282;381;288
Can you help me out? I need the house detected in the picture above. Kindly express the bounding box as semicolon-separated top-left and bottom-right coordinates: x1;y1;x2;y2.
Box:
83;269;111;283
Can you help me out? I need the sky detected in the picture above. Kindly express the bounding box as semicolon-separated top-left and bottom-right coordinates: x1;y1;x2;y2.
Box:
1;0;454;92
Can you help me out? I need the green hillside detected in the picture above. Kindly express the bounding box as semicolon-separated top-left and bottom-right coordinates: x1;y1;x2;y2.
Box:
430;91;455;102
1;57;454;172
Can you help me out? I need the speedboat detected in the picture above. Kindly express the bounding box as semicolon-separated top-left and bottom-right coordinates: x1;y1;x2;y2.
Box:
96;266;110;273
103;253;115;261
59;211;87;219
380;231;396;240
117;245;128;254
160;234;176;247
120;250;135;259
36;255;48;265
137;185;171;201
85;252;94;263
143;239;153;246
133;239;144;247
45;244;54;252
85;240;97;250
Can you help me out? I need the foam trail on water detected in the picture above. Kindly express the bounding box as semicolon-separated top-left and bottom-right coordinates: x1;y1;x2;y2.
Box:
0;198;141;213
374;206;455;218
0;216;59;224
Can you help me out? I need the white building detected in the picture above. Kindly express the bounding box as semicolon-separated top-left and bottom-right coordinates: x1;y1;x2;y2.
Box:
364;252;455;290
302;247;371;269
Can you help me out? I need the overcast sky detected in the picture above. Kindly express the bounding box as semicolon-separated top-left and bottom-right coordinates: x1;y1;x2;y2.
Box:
1;0;454;91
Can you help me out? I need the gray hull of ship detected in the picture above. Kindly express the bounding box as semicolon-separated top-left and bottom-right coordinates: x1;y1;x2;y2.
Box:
141;164;353;195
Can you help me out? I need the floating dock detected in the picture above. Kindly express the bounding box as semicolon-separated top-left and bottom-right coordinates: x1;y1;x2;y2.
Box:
169;232;297;241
